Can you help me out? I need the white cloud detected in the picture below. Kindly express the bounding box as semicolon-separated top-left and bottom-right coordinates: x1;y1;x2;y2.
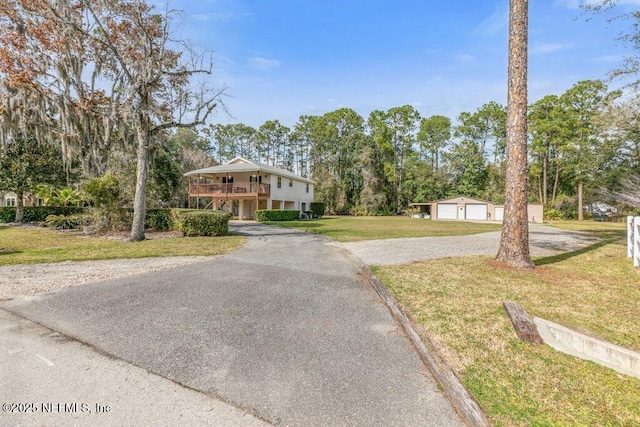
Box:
531;43;572;54
410;101;425;107
456;53;476;62
190;12;254;21
473;5;508;38
248;57;281;71
592;54;624;62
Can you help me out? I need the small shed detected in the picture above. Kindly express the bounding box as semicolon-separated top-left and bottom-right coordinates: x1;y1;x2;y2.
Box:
412;196;544;223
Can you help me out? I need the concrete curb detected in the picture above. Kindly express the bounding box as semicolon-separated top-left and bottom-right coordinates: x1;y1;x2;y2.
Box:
358;265;492;427
535;317;640;379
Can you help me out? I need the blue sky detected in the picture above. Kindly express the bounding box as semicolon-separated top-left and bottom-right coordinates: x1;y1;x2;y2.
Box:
169;0;639;128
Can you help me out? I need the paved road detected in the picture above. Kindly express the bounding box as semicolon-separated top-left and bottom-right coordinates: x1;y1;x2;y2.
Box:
1;223;461;426
0;309;267;426
341;223;601;265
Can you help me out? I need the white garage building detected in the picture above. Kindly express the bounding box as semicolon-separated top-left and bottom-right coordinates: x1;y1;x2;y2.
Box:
412;196;543;223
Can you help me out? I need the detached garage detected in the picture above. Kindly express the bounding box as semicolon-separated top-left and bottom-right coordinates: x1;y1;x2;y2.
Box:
420;196;543;223
431;196;493;221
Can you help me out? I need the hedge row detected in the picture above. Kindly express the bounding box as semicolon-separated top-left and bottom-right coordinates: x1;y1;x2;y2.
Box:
256;209;301;221
0;206;85;223
1;206;233;236
1;207;176;232
178;211;231;236
309;202;326;217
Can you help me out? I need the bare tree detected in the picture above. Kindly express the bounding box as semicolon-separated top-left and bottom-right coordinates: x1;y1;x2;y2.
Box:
0;1;224;241
496;0;535;269
600;175;640;207
80;1;223;240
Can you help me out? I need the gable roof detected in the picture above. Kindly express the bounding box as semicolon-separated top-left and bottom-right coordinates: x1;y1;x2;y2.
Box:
427;196;494;205
184;157;315;184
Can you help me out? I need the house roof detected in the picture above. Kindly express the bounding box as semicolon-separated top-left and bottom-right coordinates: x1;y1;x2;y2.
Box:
425;196;494;205
184;157;315;184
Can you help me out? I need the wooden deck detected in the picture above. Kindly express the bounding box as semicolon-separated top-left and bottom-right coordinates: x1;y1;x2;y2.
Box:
188;183;271;198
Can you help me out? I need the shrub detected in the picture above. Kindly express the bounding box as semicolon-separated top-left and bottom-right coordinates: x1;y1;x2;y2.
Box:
255;209;301;221
145;208;174;231
544;208;562;220
44;213;92;229
92;208;175;232
0;207;15;223
0;206;86;223
179;211;231;236
310;202;326;218
83;174;122;209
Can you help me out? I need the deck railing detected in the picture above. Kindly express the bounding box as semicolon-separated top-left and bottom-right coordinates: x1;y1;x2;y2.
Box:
188;182;271;197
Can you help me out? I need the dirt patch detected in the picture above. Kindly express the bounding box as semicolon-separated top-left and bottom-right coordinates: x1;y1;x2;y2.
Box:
0;255;215;300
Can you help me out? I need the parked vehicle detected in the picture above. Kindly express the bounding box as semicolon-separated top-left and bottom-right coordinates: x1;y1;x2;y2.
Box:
584;202;618;220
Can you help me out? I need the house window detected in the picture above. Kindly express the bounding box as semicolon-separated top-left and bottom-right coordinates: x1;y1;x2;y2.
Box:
289;179;293;187
277;177;282;188
306;183;309;193
302;202;307;211
6;197;16;206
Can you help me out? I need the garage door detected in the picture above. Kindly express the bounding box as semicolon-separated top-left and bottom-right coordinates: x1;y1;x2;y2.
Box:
465;204;487;220
437;203;458;219
494;207;504;222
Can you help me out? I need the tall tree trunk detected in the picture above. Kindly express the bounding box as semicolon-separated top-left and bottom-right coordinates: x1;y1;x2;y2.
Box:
496;0;534;269
578;182;584;221
552;164;560;206
538;175;543;204
542;140;548;205
15;189;24;223
130;113;149;242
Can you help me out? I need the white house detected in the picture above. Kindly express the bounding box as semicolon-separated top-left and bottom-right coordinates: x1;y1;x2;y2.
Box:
0;191;44;207
184;157;315;220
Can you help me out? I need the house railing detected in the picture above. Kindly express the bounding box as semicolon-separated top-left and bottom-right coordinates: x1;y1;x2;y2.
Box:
188;183;271;197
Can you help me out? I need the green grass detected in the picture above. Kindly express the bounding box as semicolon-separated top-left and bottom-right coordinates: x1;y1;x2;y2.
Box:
0;225;245;266
374;220;640;426
262;215;502;242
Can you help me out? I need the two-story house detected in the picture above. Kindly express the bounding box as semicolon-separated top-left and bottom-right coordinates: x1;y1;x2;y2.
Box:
184;157;315;220
0;191;44;207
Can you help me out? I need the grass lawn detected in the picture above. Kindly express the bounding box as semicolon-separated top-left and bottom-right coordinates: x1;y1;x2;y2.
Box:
0;225;246;266
373;220;640;426
262;215;502;242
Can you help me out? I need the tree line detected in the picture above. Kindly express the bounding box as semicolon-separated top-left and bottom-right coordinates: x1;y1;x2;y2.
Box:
2;1;640;239
202;79;634;217
2;77;636;220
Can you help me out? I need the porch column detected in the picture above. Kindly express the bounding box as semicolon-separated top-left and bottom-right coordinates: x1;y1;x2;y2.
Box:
187;176;191;209
280;200;284;210
196;174;200;209
239;199;245;220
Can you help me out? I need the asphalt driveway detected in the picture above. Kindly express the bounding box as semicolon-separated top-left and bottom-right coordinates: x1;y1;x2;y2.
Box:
340;223;600;265
1;222;461;426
